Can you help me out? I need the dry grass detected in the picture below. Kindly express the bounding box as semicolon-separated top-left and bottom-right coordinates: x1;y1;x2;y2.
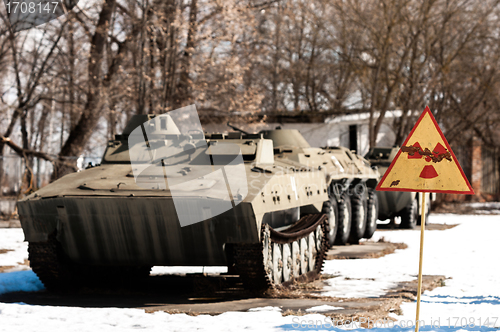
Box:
277;275;446;326
0;256;29;273
0;266;15;272
0;249;14;272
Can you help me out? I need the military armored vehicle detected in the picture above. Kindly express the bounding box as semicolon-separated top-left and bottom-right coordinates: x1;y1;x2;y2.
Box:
366;147;431;228
17;111;338;290
257;129;380;245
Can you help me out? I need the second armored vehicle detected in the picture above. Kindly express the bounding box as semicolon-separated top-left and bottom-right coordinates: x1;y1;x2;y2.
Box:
366;147;432;228
258;129;380;245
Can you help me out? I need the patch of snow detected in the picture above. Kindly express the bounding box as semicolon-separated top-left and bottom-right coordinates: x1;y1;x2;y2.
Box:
151;266;227;275
0;229;28;267
424;213;461;224
466;202;500;209
321;276;404;298
305;305;343;312
473;209;500;215
0;302;303;332
248;306;282;312
322;214;500;329
465;202;500;215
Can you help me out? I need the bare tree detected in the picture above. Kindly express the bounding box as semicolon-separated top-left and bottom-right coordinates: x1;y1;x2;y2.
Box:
3;0;500;192
0;10;68;192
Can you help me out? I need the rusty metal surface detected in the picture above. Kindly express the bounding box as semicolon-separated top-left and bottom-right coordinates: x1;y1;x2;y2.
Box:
401;145;452;163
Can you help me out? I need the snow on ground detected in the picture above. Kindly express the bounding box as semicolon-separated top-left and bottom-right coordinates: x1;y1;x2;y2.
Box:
0;302;298;332
322;214;500;330
321;214;475;298
0;228;29;268
465;202;500;214
466;202;500;209
373;214;500;331
305;305;344;312
0;214;499;331
0;229;45;294
151;266;227;275
249;306;283;312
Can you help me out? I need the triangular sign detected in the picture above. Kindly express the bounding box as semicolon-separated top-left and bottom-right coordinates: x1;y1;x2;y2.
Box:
376;106;474;194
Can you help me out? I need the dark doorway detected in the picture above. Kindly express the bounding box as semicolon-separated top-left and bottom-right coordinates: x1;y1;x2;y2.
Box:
349;125;358;153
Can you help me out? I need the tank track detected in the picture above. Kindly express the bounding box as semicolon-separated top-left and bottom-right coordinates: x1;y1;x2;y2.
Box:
28;233;77;291
30;216;328;292
29;233;151;292
233;214;329;290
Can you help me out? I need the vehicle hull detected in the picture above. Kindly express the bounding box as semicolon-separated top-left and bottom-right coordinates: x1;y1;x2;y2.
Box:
19;196;258;266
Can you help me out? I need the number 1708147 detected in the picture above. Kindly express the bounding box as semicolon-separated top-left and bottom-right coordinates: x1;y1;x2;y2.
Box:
5;1;60;14
446;317;498;328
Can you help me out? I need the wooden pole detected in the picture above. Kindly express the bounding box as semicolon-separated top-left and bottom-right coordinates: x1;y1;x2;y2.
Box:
415;193;427;332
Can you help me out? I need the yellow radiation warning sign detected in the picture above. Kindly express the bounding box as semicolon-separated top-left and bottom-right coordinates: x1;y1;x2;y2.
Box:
376;106;474;194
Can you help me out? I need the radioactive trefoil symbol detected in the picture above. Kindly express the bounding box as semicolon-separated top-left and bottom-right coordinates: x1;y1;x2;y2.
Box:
407;142;449;179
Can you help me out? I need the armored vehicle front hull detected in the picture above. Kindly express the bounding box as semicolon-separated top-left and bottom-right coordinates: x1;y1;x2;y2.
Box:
19;196;258;267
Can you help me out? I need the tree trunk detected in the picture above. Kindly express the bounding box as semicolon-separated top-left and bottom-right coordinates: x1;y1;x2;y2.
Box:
52;0;117;180
271;1;282;112
175;0;197;109
0;107;23;194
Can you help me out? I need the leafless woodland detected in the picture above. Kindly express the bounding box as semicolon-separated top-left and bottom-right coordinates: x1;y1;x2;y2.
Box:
0;0;499;194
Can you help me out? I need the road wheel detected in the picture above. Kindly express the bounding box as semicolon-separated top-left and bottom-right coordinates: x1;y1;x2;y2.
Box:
315;225;323;252
271;243;283;285
322;197;338;247
307;233;316;272
291;241;301;278
262;227;273;280
400;197;418;229
334;194;351;245
364;191;379;239
299;237;308;274
282;243;292;282
349;193;368;244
